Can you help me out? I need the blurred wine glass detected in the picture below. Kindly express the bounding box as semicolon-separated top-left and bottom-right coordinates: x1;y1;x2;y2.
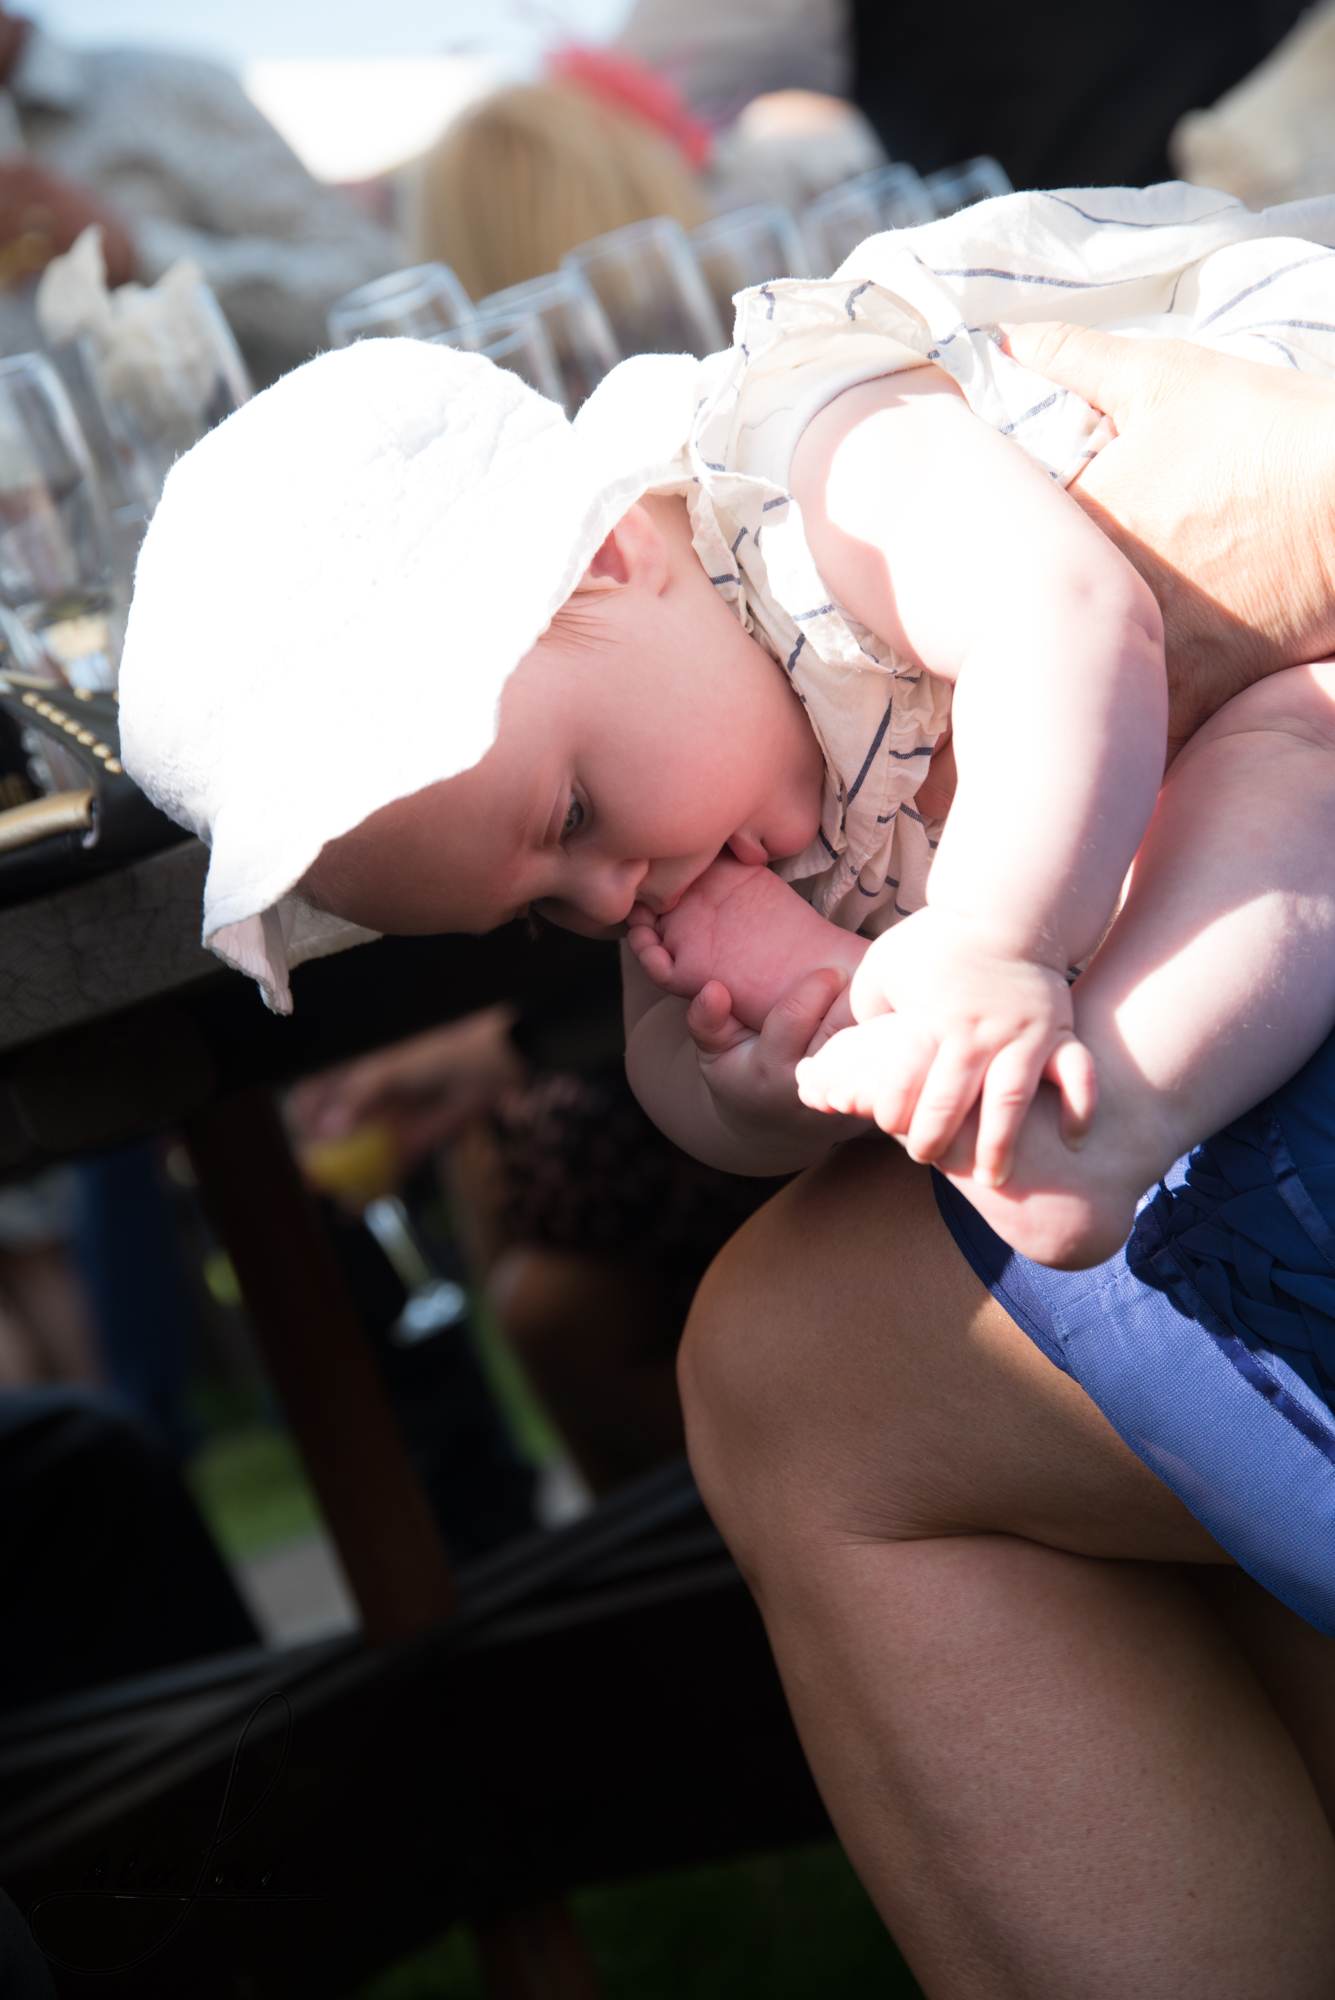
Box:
476;270;619;417
687;204;810;340
562;217;723;360
923;156;1013;217
801;164;934;275
431;311;564;404
0;354;117;690
327;262;475;346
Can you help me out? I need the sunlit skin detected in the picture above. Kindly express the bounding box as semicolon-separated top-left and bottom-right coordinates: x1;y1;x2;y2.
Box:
307;353;1335;1271
302;492;825;940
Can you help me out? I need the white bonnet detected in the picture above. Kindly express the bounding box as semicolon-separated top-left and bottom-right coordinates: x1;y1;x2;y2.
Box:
118;337;702;1010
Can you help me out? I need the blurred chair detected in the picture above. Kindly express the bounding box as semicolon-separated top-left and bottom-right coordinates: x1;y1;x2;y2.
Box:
688;203;810;334
326;260;474;345
476;269;619;417
562;215;723;359
801;163;933;275
923;154;1013;215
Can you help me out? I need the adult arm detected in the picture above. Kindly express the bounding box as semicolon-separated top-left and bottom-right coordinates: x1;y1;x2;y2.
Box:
1006;322;1335;752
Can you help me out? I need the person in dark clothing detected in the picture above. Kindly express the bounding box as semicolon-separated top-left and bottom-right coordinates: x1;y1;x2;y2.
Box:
0;1388;258;1713
851;0;1308;189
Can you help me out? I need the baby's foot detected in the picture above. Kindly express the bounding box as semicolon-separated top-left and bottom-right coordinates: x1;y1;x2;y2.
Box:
939;1073;1181;1270
628;855;867;1032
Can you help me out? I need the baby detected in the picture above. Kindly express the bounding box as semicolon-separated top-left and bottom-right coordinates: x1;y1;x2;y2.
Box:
118;185;1335;1274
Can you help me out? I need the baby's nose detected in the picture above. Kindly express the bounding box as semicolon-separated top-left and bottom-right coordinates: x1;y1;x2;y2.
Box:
579;858;649;923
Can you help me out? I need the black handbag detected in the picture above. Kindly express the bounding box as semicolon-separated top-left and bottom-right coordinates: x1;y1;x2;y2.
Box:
0;674;187;908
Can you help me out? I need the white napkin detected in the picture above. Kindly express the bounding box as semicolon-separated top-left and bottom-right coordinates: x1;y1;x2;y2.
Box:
37;225;221;435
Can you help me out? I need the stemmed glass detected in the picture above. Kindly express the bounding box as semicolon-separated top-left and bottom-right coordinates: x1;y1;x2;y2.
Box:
476;270;619;416
562;217;724;360
431;312;564;404
0;353;118;690
801;164;934;275
924;156;1013;217
327;263;475;346
688;204;810;340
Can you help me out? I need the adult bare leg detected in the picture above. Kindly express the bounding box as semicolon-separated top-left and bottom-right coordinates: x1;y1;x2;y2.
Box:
680;1134;1335;1999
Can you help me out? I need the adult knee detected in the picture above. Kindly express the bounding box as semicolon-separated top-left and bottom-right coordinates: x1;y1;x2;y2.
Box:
678;1185;811;1575
680;1141;914;1573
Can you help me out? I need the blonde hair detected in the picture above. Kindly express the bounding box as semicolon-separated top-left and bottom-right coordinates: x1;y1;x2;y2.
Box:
415;82;711;302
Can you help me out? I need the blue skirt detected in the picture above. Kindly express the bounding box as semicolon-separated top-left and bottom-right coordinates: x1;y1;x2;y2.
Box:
933;1033;1335;1635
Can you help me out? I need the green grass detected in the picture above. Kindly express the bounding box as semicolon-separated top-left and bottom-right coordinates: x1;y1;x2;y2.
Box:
358;1840;924;1999
184;1422;324;1562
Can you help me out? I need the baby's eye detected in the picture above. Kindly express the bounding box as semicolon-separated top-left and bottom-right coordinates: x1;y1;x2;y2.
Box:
561;794;585;838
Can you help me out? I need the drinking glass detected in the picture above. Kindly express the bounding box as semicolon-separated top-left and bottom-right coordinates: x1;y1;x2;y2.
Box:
0;353;118;690
688;204;810;340
431;312;564;404
562;217;724;360
476;269;619;416
326;262;475;346
79;276;252;526
801;164;934;275
923;155;1013;217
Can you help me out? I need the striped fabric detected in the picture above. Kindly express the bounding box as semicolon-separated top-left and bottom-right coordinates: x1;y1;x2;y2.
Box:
673;183;1335;936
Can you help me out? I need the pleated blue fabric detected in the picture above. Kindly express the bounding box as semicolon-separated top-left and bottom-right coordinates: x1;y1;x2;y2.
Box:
935;1033;1335;1633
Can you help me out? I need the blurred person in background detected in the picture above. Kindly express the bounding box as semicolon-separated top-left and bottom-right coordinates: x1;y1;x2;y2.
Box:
414;54;711;301
1171;0;1335;207
618;0;849;126
847;0;1309;189
618;0;1311;193
289;1004;789;1499
0;1169;98;1389
0;5;400;383
0;1383;259;1710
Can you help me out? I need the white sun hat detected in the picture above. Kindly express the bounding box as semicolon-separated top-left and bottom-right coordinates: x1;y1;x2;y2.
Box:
118;336;703;1011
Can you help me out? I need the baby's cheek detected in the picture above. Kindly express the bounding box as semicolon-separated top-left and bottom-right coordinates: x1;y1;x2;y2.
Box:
531;899;627;941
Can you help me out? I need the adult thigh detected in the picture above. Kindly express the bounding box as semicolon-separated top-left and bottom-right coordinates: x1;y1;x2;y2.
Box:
679;1133;1224;1575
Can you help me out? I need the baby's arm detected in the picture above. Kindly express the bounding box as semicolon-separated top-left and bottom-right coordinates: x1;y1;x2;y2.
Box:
790;367;1167;1185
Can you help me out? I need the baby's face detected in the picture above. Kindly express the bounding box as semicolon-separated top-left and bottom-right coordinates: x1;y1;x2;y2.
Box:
304;495;823;938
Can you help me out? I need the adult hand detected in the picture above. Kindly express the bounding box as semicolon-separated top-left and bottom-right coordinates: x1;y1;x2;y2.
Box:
286;1004;527;1181
1007;322;1335;752
0;159;136;288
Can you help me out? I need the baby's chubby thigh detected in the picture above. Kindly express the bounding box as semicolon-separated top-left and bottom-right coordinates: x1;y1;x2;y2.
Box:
633;856;868;1029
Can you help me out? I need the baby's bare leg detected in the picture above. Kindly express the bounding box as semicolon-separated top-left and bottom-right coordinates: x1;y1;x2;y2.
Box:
953;663;1335;1267
628;855;866;1032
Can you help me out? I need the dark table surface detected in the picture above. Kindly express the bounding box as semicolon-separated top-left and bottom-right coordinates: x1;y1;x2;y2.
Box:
0;838;621;1173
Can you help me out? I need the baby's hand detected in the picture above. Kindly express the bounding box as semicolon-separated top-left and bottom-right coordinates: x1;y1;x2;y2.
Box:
627;855;868;1033
795;908;1096;1185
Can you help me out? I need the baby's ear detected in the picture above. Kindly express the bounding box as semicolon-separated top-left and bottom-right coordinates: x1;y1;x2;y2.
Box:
584;528;630;584
573;501;669;596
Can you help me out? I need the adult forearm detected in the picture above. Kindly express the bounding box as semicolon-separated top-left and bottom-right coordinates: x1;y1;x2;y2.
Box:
1008;325;1335;745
